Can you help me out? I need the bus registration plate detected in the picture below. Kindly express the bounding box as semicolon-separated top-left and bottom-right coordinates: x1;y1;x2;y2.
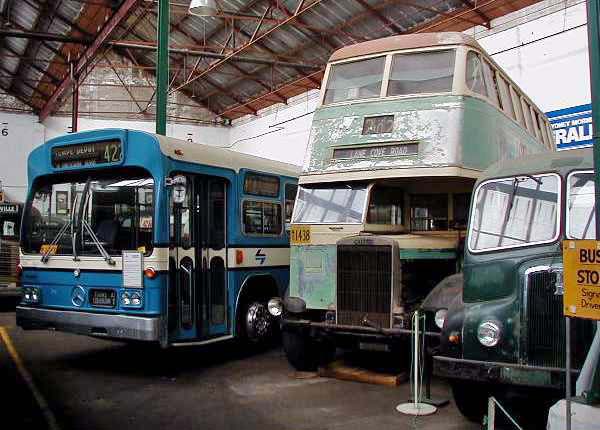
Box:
291;225;311;245
90;289;116;308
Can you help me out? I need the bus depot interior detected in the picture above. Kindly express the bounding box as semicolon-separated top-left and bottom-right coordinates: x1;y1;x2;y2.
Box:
0;1;598;430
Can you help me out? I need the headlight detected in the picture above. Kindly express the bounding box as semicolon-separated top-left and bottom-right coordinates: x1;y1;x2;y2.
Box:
477;320;501;347
22;287;41;304
434;309;447;329
121;292;131;306
267;298;283;317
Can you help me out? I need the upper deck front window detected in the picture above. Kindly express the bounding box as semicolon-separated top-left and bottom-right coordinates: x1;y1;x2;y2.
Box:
293;184;368;224
22;168;155;256
388;49;455;96
568;172;595;239
469;174;560;252
323;57;385;105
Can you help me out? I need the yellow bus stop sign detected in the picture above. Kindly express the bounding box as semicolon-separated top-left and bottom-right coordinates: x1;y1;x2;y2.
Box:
563;240;600;320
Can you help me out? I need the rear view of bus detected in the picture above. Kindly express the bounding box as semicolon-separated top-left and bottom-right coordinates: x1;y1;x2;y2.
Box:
281;32;554;370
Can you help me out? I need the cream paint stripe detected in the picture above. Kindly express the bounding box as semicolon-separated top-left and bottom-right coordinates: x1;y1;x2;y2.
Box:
0;327;60;430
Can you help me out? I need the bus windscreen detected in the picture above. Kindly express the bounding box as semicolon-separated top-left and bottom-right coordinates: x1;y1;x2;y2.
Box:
22;169;154;256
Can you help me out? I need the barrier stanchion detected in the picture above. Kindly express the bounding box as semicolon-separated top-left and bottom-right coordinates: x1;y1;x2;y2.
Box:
396;311;437;416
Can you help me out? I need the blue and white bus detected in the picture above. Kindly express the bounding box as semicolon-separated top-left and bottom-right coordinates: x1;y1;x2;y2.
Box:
16;129;299;347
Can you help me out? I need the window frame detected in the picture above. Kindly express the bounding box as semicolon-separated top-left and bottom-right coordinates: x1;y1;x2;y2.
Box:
496;73;515;120
566;169;595;240
467;172;562;254
241;198;283;237
284;182;298;224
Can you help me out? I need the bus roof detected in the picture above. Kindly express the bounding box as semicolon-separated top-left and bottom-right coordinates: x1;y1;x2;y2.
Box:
329;32;481;62
479;147;593;181
155;134;301;178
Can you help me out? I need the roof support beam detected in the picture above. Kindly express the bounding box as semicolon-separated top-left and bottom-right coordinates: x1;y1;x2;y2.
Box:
0;29;90;44
460;0;492;28
171;0;325;93
39;0;140;121
353;0;403;34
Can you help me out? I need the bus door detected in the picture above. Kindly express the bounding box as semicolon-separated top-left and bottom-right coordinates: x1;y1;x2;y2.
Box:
194;176;228;338
169;174;228;342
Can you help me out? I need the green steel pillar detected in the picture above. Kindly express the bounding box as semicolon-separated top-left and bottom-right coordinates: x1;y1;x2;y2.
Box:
584;0;600;405
156;0;170;135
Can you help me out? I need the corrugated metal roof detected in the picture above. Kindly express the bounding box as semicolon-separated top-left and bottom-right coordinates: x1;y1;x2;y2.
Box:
0;0;543;120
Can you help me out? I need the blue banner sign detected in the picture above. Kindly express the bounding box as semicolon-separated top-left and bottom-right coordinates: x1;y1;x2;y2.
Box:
546;104;593;150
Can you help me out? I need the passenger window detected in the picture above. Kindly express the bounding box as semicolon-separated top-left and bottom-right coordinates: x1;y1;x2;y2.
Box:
170;177;193;249
497;75;515;119
243;201;282;235
530;107;542;140
324;57;385;104
466;51;487;96
521;98;533;133
244;173;279;197
388;49;455;96
367;186;403;225
410;194;449;231
482;61;500;107
511;86;524;125
285;183;298;224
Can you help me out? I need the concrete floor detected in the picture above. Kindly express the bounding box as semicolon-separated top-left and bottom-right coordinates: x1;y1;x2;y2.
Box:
0;306;481;430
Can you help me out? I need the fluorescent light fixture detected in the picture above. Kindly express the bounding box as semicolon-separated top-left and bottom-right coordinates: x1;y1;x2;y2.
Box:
189;0;219;16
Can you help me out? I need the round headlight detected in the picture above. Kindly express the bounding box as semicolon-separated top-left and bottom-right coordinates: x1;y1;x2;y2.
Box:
477;320;501;347
267;298;283;317
434;309;447;329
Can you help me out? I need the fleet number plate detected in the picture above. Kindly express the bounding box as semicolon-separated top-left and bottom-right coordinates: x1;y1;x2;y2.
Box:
290;225;311;245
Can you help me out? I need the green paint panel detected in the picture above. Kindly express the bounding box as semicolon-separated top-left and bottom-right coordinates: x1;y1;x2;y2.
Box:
399;249;456;260
289;245;337;310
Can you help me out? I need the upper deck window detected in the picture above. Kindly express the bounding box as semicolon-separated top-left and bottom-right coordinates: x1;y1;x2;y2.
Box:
323;57;385;105
244;173;280;197
469;174;560;252
293;184;368;224
466;51;486;96
387;49;455;96
568;171;595;239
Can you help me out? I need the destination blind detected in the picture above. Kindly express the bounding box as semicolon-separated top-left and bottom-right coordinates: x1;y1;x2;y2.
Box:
52;139;122;168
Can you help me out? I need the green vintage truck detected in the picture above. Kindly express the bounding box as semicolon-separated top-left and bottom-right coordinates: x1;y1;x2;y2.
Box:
278;32;554;371
434;147;595;421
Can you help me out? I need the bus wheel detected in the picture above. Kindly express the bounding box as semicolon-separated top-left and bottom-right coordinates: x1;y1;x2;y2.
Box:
243;301;274;343
450;381;489;423
282;330;334;371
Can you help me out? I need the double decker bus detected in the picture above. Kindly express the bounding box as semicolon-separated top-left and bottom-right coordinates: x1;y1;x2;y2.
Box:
278;32;554;370
434;147;595;421
16;129;299;346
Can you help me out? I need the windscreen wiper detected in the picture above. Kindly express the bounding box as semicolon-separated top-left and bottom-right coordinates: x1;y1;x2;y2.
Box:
505;175;543;218
40;189;81;263
76;179;115;266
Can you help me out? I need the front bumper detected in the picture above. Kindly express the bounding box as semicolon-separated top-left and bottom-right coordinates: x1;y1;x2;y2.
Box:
16;306;163;342
434;355;575;389
282;318;440;344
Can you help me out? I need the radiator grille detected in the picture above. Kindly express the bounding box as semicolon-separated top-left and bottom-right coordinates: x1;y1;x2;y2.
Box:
526;269;565;367
0;239;18;286
337;245;392;329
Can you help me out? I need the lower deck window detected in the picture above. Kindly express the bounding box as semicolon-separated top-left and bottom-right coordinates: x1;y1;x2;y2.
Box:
410;194;449;231
243;201;282;235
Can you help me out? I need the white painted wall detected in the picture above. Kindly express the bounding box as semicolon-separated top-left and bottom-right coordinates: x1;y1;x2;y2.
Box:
0;0;593;203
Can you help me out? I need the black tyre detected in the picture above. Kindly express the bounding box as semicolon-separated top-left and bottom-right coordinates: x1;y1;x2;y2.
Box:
451;381;489;423
282;329;334;371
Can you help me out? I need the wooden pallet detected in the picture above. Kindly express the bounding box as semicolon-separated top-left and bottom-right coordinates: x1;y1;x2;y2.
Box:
318;360;408;386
